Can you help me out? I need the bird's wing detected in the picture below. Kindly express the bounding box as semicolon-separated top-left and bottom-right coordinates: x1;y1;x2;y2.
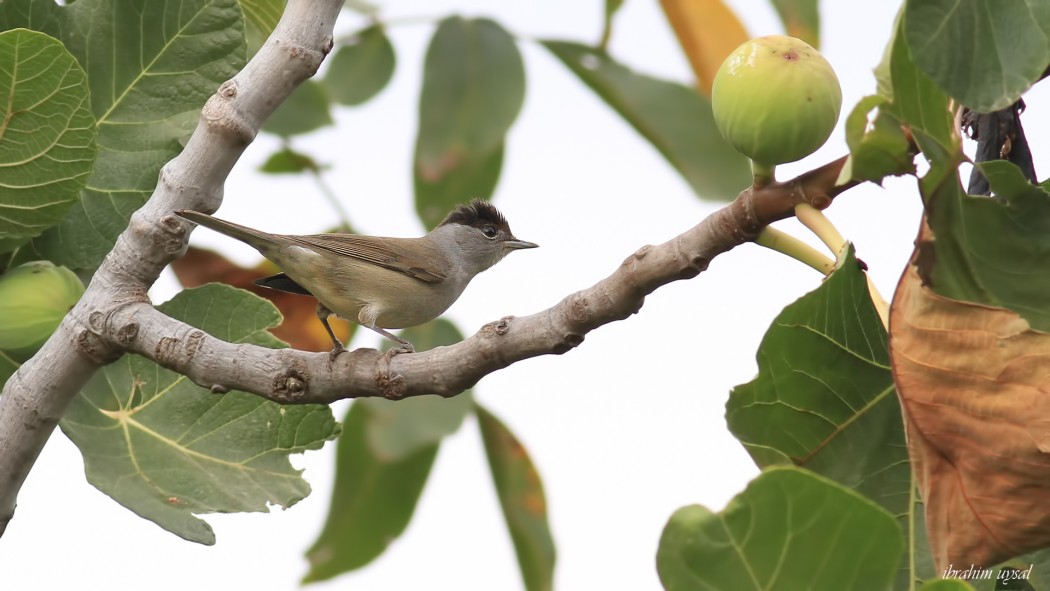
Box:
288;234;450;284
254;273;313;295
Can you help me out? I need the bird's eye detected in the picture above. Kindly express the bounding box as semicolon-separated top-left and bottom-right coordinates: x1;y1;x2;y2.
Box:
481;225;498;238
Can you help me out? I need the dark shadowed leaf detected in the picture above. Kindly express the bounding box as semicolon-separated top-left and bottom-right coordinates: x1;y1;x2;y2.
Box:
323;24;395;106
263;79;333;137
0;0;246;270
60;284;339;544
904;0;1050;112
657;467;902;591
0;29;96;244
543;41;750;201
303;402;438;582
414;17;524;230
477;404;555;591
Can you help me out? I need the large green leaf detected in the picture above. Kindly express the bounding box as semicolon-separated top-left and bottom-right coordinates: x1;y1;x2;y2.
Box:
239;0;284;55
0;29;96;246
414;17;524;230
769;0;820;47
477;404;556;591
322;24;395;106
726;246;932;588
303;402;439;582
657;466;903;591
927;161;1050;333
362;319;474;461
59;284;339;544
885;12;955;162
904;0;1050;113
305;319;473;581
543;41;751;201
0;0;246;270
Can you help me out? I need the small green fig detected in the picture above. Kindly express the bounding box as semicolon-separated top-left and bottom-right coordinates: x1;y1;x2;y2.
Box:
0;261;85;360
712;35;842;169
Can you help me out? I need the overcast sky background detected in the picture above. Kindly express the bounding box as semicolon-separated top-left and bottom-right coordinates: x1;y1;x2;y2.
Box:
4;1;1050;589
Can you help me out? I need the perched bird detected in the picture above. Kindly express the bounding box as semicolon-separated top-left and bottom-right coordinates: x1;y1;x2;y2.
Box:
174;200;537;354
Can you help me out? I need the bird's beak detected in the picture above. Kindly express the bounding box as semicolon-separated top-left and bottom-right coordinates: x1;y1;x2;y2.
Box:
504;238;539;250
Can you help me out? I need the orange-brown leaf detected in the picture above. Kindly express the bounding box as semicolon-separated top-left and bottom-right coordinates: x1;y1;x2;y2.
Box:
170;247;352;352
890;222;1050;569
659;0;749;96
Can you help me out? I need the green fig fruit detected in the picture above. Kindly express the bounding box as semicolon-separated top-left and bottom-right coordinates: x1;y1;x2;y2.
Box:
712;35;842;169
0;261;85;360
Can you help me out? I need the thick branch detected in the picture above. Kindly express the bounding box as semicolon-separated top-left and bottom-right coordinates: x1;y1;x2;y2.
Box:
114;158;850;403
0;0;343;537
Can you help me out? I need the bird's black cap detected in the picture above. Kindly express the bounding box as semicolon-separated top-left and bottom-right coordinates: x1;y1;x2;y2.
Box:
440;199;510;232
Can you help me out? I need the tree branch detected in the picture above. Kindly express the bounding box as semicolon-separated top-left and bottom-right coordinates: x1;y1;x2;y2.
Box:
112;156;852;404
0;0;343;537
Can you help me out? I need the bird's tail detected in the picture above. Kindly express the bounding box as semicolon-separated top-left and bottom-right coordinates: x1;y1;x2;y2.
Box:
175;210;278;253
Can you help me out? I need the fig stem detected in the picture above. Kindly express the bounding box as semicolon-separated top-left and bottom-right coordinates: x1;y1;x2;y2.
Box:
754;227;835;275
866;274;890;330
750;160;776;188
795;202;846;256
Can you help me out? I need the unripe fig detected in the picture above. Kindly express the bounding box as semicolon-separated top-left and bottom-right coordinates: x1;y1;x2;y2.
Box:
0;261;85;360
712;35;842;169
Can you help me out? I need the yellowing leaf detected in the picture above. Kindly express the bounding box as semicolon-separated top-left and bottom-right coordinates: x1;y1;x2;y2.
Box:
659;0;748;96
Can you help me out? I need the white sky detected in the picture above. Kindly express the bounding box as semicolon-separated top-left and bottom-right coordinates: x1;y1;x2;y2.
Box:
4;1;1049;589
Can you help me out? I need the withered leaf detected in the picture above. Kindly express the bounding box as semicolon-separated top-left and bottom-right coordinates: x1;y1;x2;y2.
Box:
890;221;1050;569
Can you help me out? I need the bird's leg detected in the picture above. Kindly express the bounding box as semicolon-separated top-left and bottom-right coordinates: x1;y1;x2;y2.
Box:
364;324;415;354
316;303;346;358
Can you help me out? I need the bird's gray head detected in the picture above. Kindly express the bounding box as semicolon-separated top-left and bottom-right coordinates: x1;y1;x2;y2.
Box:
433;199;538;273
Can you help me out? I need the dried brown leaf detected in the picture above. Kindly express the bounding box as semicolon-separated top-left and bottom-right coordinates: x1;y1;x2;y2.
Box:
890;222;1050;569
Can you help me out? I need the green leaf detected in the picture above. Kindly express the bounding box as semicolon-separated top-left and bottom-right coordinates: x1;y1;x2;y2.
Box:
477;404;556;591
928;160;1050;332
769;0;820;47
657;466;903;591
415;143;504;230
303;402;438;582
885;13;955;160
920;580;976;590
839;95;914;185
263;79;333;137
305;318;472;581
414;17;524;230
0;29;96;244
726;246;932;588
600;0;625;48
542;41;751;202
239;0;285;56
258;147;321;174
59;284;339;544
322;24;395;106
362;318;474;461
904;0;1050;113
0;350;17;390
0;0;247;270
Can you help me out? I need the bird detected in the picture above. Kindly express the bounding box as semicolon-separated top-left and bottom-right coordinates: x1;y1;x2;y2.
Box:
174;200;537;354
